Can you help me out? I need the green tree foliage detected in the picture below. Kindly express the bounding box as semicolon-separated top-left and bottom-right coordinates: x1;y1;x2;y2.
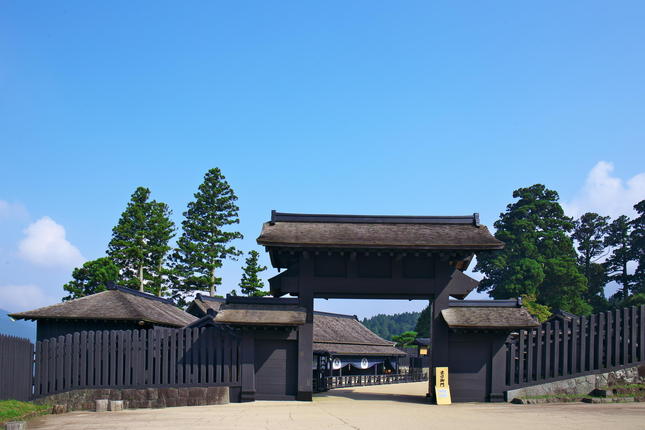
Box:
572;212;610;311
361;311;420;340
604;215;634;300
171;168;243;301
631;200;645;294
62;257;119;301
475;184;591;315
391;330;418;347
107;187;175;294
239;250;269;297
520;294;551;322
414;304;432;337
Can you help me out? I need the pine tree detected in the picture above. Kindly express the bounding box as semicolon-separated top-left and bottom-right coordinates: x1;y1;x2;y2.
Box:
604;215;634;301
62;257;119;301
572;212;610;311
239;250;269;297
631;200;645;294
171;168;243;301
475;184;591;315
107;187;175;294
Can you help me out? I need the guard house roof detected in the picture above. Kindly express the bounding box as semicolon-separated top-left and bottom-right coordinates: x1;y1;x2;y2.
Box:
186;294;226;317
9;284;197;328
441;299;539;330
257;211;504;251
213;296;307;326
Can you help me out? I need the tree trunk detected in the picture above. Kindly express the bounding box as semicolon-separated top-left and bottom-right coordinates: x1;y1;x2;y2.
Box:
157;261;163;297
210;267;216;296
139;264;144;293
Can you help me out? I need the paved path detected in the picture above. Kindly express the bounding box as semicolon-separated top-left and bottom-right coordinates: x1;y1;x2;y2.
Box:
29;382;645;430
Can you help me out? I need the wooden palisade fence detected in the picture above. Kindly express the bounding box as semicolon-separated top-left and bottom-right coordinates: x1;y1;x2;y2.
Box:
0;334;34;401
33;326;241;398
505;305;645;389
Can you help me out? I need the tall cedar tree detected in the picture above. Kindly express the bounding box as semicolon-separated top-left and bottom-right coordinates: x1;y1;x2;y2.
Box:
107;187;175;294
604;215;634;301
632;200;645;294
475;184;591;315
171;168;243;301
239;250;269;297
572;212;610;311
414;304;432;337
62;257;119;301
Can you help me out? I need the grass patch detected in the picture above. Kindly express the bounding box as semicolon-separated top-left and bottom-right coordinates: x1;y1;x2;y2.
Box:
0;400;49;425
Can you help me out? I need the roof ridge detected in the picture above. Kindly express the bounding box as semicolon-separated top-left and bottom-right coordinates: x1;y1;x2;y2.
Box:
270;211;480;226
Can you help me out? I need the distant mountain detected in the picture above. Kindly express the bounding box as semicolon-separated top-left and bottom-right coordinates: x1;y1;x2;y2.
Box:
361;311;420;340
0;309;36;342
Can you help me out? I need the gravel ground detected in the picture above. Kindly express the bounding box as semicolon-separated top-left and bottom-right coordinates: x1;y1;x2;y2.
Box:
27;382;645;430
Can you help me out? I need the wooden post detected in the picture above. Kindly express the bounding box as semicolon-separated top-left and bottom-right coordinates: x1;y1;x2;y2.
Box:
240;329;256;402
297;252;314;401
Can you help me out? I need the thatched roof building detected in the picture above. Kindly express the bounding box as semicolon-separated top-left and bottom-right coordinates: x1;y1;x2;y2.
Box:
10;284;197;340
442;299;539;330
185;293;226;317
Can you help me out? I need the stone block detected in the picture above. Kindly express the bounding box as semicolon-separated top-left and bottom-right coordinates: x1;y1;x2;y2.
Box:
52;404;68;414
178;388;189;398
121;389;137;401
206;387;230;405
165;398;178;407
158;388;178;400
188;387;207;399
146;388;158;400
187;398;206;406
95;399;109;412
134;389;148;401
109;400;124;411
5;422;26;430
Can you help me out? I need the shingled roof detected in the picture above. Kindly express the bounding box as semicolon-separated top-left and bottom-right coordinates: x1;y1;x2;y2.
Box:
9;285;197;328
441;300;539;330
313;311;405;357
186;294;226;318
257;211;504;251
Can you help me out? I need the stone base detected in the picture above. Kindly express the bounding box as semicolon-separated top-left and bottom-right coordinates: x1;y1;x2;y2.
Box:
296;391;312;401
34;386;231;411
506;365;645;402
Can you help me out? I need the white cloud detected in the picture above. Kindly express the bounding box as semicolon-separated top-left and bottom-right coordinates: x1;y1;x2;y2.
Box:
0;284;52;312
18;216;85;268
0;200;28;220
562;161;645;219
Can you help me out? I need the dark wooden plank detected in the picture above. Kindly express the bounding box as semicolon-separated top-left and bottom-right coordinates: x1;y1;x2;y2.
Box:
63;334;72;391
192;328;200;385
526;328;534;381
200;328;207;384
597;313;605;369
535;325;543;381
608;309;623;366
185;328;193;385
588;314;596;370
562;320;569;376
544;322;552;379
553;321;560;377
631;306;637;364
116;331;124;386
101;331;109;386
39;340;48;396
223;332;231;383
123;330;131;387
88;331;96;386
177;329;185;385
623;307;629;365
79;332;87;388
206;328;214;384
215;330;222;383
169;329;177;385
55;336;64;392
72;332;80;388
638;305;645;361
109;331;117;386
144;330;158;386
518;329;525;383
133;330;141;386
160;329;168;386
579;317;587;372
154;329;162;385
571;318;578;374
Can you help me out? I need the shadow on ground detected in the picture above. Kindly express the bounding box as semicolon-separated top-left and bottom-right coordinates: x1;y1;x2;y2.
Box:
314;388;430;404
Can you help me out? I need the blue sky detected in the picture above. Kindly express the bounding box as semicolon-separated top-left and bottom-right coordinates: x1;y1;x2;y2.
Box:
1;1;644;319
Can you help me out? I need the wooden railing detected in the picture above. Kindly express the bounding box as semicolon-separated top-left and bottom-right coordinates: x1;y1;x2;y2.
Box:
321;371;427;391
33;326;242;398
505;305;645;389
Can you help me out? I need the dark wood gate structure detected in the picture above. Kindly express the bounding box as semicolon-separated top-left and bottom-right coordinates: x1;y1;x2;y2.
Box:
0;334;34;401
257;211;504;401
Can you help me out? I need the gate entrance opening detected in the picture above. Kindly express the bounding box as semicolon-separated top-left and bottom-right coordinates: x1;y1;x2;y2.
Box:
257;211;505;402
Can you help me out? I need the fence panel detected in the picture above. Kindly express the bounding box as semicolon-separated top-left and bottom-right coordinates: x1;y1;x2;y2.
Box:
33;326;242;398
0;334;34;401
505;305;645;390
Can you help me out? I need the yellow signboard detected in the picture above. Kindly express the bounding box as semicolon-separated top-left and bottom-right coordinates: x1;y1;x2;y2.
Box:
434;367;451;405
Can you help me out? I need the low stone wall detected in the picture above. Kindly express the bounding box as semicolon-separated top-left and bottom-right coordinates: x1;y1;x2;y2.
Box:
506;365;645;401
34;386;230;411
